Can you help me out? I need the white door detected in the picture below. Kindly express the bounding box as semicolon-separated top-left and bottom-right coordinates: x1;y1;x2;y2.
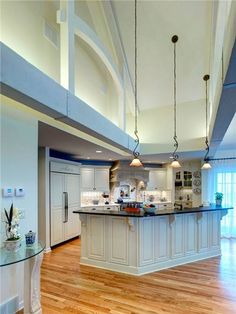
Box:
64;174;81;240
50;172;65;246
81;168;94;191
94;168;109;191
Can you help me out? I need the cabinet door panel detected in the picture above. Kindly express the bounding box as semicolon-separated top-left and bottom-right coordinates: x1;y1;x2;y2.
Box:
198;212;209;252
108;217;128;265
88;215;105;260
209;211;220;250
185;213;197;255
64;205;81;240
50;173;65;246
147;170;166;190
139;218;154;265
64;174;81;240
94;169;109;191
81;168;94;190
66;174;80;206
51;210;64;246
155;216;169;262
171;215;184;258
50;173;64;208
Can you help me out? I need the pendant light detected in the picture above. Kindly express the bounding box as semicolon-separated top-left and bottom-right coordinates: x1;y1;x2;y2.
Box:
170;35;181;168
201;74;211;169
130;0;142;167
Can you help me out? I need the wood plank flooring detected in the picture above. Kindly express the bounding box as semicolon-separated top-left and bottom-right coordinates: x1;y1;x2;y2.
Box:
41;238;236;314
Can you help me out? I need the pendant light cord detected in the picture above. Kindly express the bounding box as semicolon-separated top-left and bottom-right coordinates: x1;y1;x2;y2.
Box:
172;35;179;160
133;0;140;158
203;74;210;161
174;40;177;139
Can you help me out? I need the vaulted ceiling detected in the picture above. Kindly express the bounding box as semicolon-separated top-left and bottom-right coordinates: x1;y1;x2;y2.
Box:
112;0;212;111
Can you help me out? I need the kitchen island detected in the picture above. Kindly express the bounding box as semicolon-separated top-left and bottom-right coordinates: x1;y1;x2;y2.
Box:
73;205;233;275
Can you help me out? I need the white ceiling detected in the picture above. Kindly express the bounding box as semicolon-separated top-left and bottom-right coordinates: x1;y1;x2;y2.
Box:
112;0;212;110
38;122;124;161
39;122;206;163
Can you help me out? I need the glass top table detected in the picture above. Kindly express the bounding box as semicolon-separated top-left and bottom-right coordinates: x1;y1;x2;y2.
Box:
0;241;45;267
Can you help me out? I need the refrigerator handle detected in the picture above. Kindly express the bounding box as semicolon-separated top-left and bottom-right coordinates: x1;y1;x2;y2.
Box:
63;192;68;223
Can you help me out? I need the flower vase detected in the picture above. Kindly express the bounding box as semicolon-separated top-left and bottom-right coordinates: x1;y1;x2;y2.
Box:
216;199;222;206
4;238;21;252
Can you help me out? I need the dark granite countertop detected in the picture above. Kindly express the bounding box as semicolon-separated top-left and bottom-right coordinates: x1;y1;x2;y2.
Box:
73;205;233;218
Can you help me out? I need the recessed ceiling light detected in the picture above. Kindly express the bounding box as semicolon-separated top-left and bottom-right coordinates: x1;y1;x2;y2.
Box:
87;157;90;159
109;158;112;161
96;150;102;153
169;156;174;159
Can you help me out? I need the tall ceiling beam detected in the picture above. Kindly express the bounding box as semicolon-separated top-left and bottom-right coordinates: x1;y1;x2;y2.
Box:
210;39;236;156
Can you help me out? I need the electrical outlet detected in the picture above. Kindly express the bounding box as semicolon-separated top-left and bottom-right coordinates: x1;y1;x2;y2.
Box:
19;209;25;219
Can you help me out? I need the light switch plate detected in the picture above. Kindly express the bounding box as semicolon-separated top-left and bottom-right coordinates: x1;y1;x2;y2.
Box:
2;187;14;197
15;187;25;197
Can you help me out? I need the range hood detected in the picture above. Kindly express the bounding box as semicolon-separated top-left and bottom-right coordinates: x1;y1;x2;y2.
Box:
110;161;149;183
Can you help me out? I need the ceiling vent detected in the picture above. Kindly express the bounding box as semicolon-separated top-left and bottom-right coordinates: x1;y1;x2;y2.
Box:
43;20;59;48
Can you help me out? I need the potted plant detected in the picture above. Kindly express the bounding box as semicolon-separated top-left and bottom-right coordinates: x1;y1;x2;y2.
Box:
215;192;223;206
3;203;21;251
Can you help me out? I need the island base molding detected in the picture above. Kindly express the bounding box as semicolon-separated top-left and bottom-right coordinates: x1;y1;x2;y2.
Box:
80;249;221;275
79;211;223;276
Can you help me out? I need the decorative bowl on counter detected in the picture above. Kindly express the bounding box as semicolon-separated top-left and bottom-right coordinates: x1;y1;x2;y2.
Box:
92;200;99;205
142;204;157;213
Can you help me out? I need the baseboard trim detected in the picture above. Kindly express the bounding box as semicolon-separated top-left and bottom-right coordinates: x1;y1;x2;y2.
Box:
80;249;221;276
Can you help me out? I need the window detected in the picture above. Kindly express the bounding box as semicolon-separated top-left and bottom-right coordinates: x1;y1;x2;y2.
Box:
216;171;236;238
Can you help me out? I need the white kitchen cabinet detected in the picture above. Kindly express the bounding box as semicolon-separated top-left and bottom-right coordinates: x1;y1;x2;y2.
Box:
81;205;120;212
81;168;94;190
146;169;167;190
81;167;109;192
175;170;192;188
50;162;81;246
79;210;223;275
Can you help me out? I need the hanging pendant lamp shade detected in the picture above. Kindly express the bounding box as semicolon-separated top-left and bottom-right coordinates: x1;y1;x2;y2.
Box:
171;160;181;168
130;0;142;167
130;156;143;167
201;161;211;169
201;74;211;170
170;35;181;168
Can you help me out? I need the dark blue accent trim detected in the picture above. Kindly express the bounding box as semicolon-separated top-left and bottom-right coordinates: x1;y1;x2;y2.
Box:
50;149;113;166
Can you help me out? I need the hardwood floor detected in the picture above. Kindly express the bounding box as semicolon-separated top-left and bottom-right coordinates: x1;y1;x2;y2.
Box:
41;238;236;314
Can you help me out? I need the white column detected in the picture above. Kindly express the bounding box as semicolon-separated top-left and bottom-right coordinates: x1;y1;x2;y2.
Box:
24;252;44;314
57;0;75;94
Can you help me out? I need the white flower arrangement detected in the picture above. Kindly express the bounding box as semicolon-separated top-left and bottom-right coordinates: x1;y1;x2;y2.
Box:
4;203;21;241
